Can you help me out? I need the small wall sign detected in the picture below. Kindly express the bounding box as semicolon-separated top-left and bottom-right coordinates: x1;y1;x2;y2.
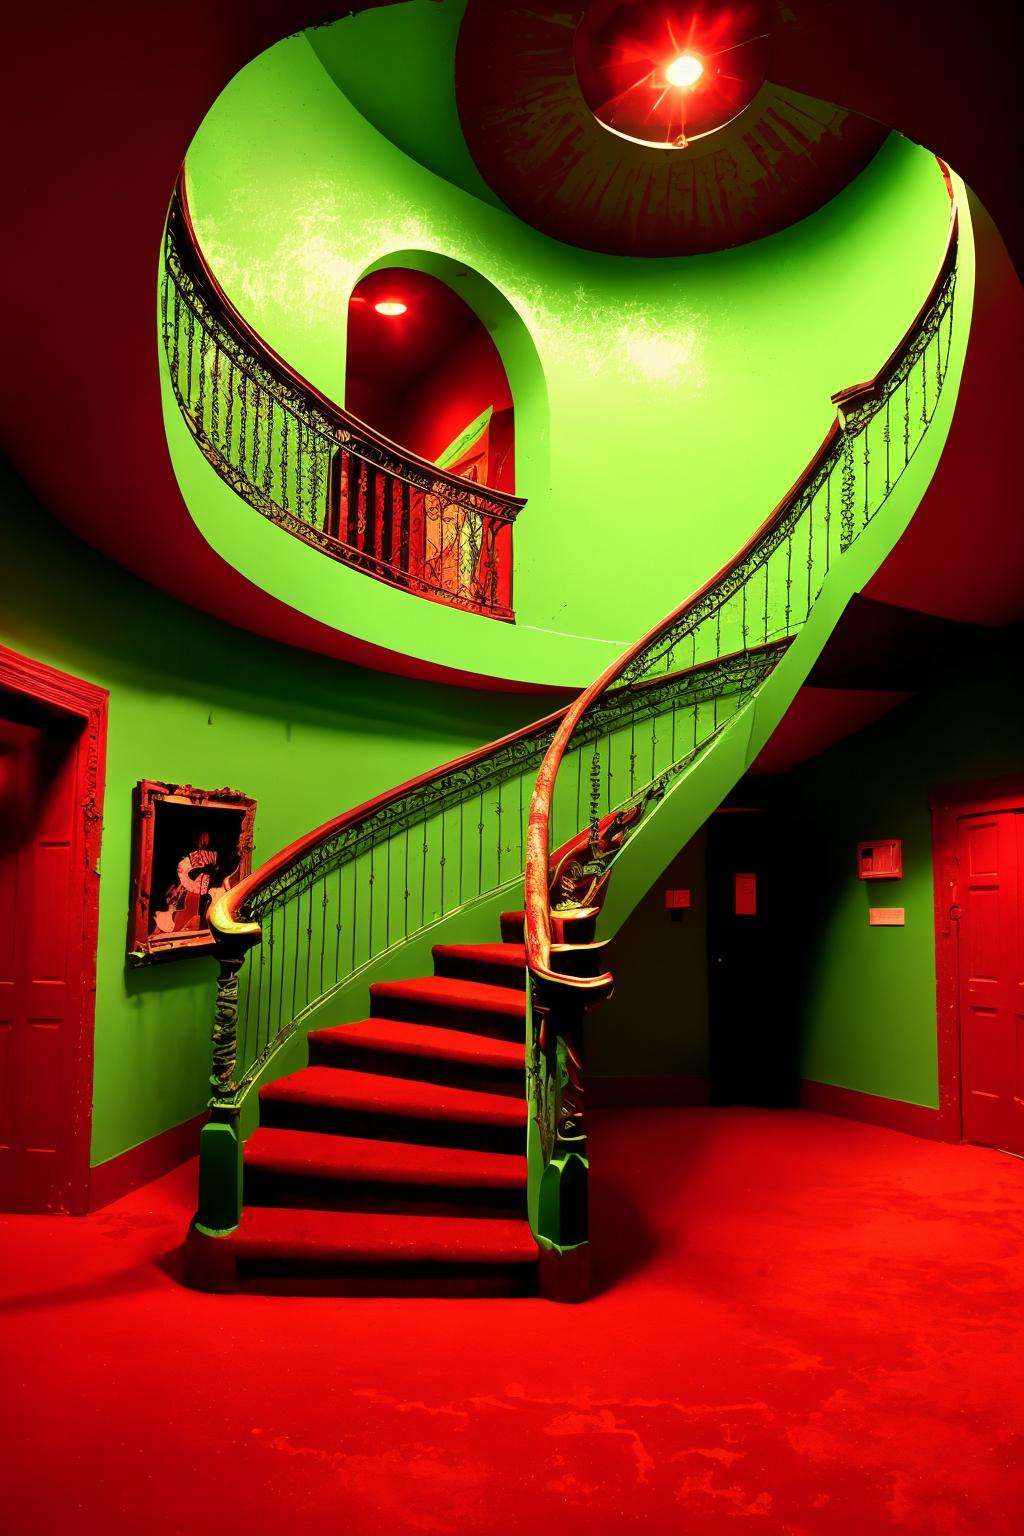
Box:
869;907;905;926
665;889;691;910
734;872;757;916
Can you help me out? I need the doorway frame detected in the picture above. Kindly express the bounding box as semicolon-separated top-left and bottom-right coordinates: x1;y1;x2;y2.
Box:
930;772;1024;1147
0;643;108;1213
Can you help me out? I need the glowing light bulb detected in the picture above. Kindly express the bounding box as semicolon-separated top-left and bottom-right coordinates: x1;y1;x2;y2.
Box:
665;53;704;88
374;300;407;316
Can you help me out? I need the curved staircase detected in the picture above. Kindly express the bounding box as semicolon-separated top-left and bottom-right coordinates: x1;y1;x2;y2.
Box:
190;918;537;1295
185;171;964;1301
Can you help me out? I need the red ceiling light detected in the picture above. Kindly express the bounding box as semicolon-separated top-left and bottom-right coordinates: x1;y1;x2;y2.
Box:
665;51;704;88
575;2;769;148
374;300;408;317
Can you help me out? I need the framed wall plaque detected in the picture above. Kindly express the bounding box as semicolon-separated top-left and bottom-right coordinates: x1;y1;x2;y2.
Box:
127;781;256;965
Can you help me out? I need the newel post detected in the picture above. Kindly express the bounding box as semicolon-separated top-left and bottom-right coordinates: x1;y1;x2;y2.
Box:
534;978;590;1252
196;928;258;1236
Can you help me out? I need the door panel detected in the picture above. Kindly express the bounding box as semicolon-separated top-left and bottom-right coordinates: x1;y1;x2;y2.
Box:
957;808;1024;1158
0;709;81;1211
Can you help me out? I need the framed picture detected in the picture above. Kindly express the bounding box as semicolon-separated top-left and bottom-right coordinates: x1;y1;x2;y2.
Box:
127;781;256;966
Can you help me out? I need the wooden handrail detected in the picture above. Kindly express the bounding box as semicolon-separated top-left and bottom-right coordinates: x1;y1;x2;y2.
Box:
174;169;526;521
524;176;960;995
208;701;569;949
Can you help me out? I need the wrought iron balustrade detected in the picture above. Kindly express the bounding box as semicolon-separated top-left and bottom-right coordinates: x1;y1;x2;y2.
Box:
161;176;525;620
523;183;961;1254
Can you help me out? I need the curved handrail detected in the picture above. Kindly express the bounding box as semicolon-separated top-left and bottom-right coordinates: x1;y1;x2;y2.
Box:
525;186;960;997
203;633;781;1103
162;171;526;620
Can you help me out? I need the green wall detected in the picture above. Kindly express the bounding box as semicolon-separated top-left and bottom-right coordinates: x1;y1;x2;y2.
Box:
0;462;539;1167
588;832;709;1082
177;13;953;688
770;627;1024;1108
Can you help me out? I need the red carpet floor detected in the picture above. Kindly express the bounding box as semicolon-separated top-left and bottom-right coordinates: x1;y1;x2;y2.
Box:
1;1107;1022;1534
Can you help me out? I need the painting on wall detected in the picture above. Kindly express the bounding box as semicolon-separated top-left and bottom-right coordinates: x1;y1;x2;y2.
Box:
127;781;256;965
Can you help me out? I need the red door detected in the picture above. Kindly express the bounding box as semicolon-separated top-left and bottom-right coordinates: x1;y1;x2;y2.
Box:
956;807;1024;1158
0;706;83;1211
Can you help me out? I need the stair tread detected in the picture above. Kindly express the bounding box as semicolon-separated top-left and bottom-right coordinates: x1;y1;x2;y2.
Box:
229;1206;538;1266
245;1127;526;1188
309;1017;524;1071
261;1066;526;1127
433;942;526;969
371;975;526;1015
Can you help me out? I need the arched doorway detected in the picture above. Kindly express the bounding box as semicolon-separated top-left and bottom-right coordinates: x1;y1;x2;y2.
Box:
346;266;516;494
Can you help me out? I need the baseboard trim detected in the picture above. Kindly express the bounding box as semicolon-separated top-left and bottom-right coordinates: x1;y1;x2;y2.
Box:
88;1111;208;1212
800;1080;949;1141
586;1074;710;1109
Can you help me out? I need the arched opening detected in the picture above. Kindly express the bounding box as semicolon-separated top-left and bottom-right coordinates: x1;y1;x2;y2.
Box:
345;266;516;494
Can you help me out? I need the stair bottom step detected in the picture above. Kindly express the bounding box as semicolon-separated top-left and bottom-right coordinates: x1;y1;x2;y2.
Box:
245;1171;526;1220
231;1260;538;1298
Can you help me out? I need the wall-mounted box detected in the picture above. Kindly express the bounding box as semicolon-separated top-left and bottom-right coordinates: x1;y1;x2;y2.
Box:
869;907;905;926
734;872;757;916
664;889;691;910
857;839;903;880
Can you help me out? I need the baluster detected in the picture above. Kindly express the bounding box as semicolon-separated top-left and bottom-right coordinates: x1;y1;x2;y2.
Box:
368;843;375;957
170;283;182;390
457;799;465;906
403;825;411;940
863;421;871;528
824;467;832;577
477;790;485;897
319;877;328;1000
186;308;195;407
350;856;359;975
400;482;411;577
495;781;503;886
334;862;344;979
805;494;814;618
197;327;209;435
211;343;220;447
280;410;290;513
262;398;274;499
784;530;793;632
840;432;855;552
628;709;637;795
903;375;911;467
883;395;892;495
224;360;235;464
420;818;429;927
347;456;361;547
382;475;396;568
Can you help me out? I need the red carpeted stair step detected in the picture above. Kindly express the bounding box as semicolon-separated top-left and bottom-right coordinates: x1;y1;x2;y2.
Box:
432;941;526;990
244;1126;527;1217
260;1065;526;1152
501;907;598;945
216;1206;538;1296
369;974;526;1039
308;1017;524;1095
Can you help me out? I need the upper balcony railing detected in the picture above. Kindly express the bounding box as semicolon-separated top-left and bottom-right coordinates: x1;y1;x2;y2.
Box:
161;175;525;621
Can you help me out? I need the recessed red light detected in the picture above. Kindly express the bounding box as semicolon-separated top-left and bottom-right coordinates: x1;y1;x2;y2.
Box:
665;52;703;88
374;300;407;317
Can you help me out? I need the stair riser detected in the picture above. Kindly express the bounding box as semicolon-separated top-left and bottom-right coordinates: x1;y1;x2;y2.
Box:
368;991;525;1041
500;912;596;945
432;954;527;990
259;1098;525;1154
245;1170;527;1220
307;1039;524;1096
232;1262;538;1298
